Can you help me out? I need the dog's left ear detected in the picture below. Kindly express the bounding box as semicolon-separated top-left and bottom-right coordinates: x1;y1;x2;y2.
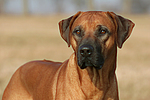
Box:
59;11;82;47
107;12;135;48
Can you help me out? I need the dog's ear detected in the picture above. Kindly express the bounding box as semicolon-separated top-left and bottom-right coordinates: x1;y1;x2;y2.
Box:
107;12;135;48
58;11;82;47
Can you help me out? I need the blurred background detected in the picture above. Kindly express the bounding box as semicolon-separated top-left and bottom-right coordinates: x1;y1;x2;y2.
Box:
0;0;150;100
0;0;150;14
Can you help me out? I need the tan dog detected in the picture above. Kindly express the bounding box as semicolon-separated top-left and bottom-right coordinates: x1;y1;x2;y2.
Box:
2;11;134;100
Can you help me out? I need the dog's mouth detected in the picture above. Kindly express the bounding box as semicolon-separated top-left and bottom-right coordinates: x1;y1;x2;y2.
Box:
77;44;105;70
77;57;104;70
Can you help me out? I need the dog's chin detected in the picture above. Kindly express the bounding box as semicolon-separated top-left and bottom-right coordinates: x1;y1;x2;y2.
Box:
78;61;103;70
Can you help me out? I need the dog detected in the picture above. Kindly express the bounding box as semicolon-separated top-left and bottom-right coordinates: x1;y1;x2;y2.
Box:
2;11;135;100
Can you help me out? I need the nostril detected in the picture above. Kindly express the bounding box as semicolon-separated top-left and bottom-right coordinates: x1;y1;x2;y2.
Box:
80;50;84;55
87;50;90;53
87;50;92;54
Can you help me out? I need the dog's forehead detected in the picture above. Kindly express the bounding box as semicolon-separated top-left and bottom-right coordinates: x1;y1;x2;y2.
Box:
72;11;115;31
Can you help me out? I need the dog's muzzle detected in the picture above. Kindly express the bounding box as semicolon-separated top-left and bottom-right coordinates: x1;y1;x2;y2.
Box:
77;44;104;69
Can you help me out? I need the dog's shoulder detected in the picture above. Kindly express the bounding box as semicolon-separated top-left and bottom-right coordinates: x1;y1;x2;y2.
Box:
18;60;62;77
22;60;62;68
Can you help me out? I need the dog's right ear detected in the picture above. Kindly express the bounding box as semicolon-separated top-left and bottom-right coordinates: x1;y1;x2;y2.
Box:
59;11;82;47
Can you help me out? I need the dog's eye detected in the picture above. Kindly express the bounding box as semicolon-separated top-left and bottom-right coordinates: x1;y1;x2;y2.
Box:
76;30;81;34
100;30;106;34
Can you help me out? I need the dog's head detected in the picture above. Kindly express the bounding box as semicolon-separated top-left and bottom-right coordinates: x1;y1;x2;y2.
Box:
59;11;135;69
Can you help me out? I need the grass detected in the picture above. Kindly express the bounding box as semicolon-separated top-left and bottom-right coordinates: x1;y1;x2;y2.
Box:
0;14;150;99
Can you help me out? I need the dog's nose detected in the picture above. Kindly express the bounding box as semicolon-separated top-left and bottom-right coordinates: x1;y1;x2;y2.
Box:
79;45;94;57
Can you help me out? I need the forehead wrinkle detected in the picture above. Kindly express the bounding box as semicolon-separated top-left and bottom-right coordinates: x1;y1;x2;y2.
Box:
78;14;100;31
72;12;114;32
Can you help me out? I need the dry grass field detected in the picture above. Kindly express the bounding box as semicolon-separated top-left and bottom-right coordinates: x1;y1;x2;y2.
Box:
0;14;150;100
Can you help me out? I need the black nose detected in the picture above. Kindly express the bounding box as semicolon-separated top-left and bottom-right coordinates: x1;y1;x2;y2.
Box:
79;45;94;57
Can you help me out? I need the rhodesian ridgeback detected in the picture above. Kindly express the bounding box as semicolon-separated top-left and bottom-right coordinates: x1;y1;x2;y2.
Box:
2;11;134;100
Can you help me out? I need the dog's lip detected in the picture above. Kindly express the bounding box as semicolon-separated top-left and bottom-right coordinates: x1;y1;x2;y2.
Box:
77;58;104;70
94;64;103;69
79;62;87;69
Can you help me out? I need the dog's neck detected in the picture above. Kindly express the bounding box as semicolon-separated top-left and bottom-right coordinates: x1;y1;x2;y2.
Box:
65;46;117;99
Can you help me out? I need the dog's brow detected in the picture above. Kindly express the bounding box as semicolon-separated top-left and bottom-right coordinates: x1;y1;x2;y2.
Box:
73;25;83;32
96;25;110;32
75;25;81;29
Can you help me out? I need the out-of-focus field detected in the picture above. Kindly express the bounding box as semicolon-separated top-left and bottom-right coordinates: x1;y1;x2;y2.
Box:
0;14;150;100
